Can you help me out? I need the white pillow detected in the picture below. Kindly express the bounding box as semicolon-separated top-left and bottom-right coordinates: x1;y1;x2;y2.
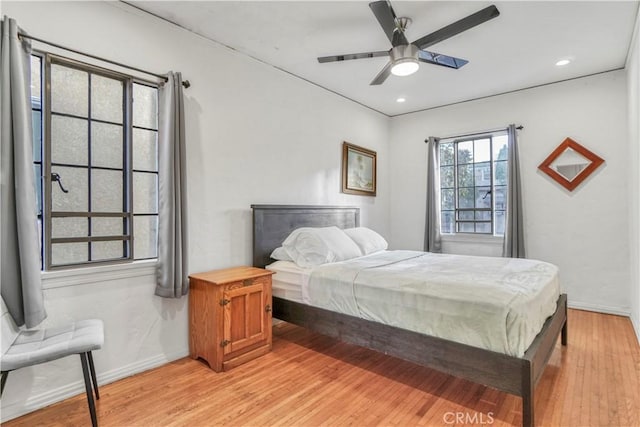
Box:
270;246;292;261
282;226;363;268
344;227;388;255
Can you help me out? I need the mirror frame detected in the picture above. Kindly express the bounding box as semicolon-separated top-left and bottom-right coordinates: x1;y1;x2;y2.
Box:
538;137;604;191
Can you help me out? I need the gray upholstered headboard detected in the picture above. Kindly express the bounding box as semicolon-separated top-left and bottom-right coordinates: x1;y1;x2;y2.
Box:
251;205;360;268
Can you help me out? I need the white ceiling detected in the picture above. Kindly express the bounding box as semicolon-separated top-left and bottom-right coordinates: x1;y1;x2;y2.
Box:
130;1;639;116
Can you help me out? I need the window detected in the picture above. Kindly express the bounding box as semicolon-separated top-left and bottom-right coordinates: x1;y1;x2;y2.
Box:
439;133;508;236
31;54;158;270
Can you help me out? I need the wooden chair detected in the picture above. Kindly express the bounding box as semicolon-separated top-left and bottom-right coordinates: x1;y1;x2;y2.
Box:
0;297;104;426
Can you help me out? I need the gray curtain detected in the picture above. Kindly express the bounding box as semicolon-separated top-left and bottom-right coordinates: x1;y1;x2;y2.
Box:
424;137;442;253
155;72;189;298
0;17;46;327
502;124;526;258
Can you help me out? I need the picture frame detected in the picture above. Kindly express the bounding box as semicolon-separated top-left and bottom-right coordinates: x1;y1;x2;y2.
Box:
342;141;377;196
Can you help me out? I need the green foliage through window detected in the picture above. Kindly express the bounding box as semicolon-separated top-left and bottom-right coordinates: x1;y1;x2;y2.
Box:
439;133;508;236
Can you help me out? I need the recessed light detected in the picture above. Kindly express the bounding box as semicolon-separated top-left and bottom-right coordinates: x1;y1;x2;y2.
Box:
555;59;571;66
396;97;406;103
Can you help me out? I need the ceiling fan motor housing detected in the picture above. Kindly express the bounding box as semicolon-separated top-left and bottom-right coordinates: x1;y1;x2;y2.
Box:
391;44;419;62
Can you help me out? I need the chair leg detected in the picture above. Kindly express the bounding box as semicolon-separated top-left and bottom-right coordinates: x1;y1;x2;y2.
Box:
1;371;8;396
87;351;100;400
80;353;98;427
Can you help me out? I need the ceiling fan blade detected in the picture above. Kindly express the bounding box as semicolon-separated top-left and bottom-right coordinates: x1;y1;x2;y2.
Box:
370;62;393;85
418;50;469;69
412;5;500;50
318;50;389;63
369;1;408;47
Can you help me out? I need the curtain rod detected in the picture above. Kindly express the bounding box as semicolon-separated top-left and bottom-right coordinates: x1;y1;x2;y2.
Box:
18;33;191;89
424;125;523;143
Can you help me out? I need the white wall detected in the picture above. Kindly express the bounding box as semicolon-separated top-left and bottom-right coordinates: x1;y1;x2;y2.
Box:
1;1;389;421
389;71;630;316
627;8;640;344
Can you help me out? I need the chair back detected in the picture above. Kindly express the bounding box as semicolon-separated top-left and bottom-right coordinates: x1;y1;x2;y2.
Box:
1;296;20;357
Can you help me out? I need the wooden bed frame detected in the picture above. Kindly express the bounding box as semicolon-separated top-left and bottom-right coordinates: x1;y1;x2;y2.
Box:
251;204;567;427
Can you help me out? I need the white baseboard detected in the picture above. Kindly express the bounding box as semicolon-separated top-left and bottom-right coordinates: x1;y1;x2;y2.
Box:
567;300;631;317
0;349;189;423
631;312;640;346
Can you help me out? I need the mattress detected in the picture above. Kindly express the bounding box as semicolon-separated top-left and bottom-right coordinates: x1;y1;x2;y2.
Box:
270;250;560;357
266;261;311;303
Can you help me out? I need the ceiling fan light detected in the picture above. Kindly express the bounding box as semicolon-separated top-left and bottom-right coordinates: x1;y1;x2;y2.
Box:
391;59;419;76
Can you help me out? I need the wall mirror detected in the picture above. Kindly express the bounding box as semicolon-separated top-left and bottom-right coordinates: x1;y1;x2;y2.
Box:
538;137;604;191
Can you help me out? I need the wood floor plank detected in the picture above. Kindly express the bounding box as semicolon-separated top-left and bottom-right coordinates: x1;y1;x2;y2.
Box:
3;309;639;427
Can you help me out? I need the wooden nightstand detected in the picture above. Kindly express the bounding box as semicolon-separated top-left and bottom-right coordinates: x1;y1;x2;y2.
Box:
188;266;274;372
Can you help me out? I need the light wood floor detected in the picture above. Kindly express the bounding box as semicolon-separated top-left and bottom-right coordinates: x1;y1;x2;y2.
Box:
4;309;639;426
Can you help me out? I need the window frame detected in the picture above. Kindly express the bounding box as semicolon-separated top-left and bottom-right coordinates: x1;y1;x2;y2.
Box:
32;52;159;271
130;81;160;262
439;132;508;237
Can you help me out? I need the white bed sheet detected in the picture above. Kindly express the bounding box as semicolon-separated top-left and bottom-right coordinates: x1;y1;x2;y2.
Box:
307;250;560;357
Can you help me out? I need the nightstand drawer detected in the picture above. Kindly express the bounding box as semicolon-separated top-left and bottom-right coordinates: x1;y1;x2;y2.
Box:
225;275;270;291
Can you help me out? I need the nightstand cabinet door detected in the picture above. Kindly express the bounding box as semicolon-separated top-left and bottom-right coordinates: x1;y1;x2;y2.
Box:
223;279;271;355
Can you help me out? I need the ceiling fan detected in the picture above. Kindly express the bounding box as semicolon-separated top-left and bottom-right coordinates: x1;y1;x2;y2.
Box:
317;1;500;85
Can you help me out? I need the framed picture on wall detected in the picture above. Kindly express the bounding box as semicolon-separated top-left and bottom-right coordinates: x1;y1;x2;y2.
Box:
342;141;377;196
